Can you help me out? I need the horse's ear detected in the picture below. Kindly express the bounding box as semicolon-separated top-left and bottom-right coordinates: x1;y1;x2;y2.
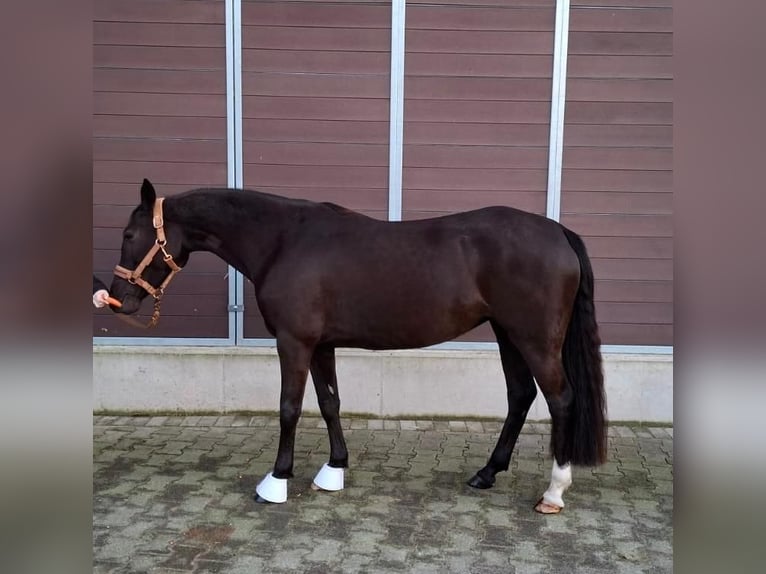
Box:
140;178;156;209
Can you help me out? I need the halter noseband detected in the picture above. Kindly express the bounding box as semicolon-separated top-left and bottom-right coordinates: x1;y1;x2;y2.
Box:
113;197;182;327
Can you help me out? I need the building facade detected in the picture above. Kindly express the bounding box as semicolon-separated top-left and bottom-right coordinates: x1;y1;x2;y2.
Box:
93;0;672;421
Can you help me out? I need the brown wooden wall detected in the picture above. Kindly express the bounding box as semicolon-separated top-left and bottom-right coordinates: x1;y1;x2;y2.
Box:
241;0;392;338
402;0;555;221
92;0;672;347
561;0;672;345
93;0;230;338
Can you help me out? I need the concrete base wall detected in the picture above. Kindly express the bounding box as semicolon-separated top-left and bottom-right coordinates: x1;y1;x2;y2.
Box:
93;346;673;422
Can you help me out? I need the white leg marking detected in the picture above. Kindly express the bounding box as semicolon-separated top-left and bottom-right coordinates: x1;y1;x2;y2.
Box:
542;460;572;508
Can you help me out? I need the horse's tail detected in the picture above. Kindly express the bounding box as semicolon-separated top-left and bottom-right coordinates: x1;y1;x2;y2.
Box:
560;227;608;466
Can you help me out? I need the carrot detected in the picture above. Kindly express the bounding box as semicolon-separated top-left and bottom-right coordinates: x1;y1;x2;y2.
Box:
106;296;122;308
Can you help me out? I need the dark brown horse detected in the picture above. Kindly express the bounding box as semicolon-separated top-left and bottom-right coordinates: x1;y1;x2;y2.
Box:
109;179;606;513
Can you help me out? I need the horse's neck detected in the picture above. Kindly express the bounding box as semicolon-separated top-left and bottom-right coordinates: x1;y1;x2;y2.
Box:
167;190;290;281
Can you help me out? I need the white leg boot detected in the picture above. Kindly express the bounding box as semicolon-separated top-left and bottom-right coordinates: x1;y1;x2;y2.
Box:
311;463;345;491
255;471;288;503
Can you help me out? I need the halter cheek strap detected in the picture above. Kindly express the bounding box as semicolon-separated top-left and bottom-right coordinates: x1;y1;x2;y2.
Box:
113;197;183;328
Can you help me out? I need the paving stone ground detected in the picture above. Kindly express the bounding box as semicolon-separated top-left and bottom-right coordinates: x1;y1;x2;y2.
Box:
93;416;673;573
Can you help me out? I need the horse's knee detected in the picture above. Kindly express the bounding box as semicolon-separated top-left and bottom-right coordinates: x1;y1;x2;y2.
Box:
279;402;302;427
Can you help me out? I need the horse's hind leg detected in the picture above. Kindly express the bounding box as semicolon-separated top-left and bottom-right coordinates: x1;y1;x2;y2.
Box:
468;323;537;490
309;345;348;491
522;349;573;514
254;334;313;504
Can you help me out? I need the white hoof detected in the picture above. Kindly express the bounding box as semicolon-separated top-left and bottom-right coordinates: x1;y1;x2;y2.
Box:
255;471;288;503
312;463;344;492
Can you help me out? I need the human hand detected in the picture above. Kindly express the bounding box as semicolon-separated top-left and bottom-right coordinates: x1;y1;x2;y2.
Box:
93;289;110;308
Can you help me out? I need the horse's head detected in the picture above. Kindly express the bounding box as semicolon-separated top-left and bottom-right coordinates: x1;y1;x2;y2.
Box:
109;179;189;315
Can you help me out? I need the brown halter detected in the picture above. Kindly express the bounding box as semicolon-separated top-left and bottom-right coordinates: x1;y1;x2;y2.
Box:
113;197;182;328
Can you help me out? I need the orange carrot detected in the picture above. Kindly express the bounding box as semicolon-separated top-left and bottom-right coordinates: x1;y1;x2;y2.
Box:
106;296;122;308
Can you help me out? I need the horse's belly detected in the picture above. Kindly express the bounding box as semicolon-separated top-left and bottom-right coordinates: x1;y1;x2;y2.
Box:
326;290;487;350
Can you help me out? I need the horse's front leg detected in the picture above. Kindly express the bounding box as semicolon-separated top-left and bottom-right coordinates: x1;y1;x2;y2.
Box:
254;335;313;503
309;345;348;492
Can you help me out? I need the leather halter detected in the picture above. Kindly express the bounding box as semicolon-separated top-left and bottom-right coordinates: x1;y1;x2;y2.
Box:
112;197;182;328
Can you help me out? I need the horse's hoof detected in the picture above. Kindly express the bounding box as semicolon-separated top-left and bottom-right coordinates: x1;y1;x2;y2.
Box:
253;493;272;504
534;497;563;514
467;473;495;489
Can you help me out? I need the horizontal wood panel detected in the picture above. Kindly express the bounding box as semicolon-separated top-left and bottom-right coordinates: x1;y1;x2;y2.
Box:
591;258;672;281
243;96;387;121
244;142;387;166
573;0;671;6
95;93;226;117
94;139;226;163
569;32;672;55
563;125;672;147
403;168;547;191
596;302;672;324
95;45;226;71
595;280;672;303
243;119;388;143
245;99;552;124
95;115;226;139
407;0;555;5
407;7;553;31
562;169;672;192
95;68;225;94
407;30;554;54
242;3;389;28
243;49;389;74
403;190;545;214
94;22;225;47
404;145;548;169
565;101;672;125
569;7;672;32
404;123;550;146
244;29;554;54
405;77;551;101
562;191;672;215
562;214;672;237
243;26;389;51
405;100;551;124
94;161;227;185
408;53;554;78
245;165;387;189
95;0;225;24
568;55;672;79
597;323;672;346
242;73;388;98
94;315;229;339
563;147;671;170
579;236;672;259
567;78;671;102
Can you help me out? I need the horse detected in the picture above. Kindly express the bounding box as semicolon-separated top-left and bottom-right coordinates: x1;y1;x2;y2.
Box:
108;179;607;514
